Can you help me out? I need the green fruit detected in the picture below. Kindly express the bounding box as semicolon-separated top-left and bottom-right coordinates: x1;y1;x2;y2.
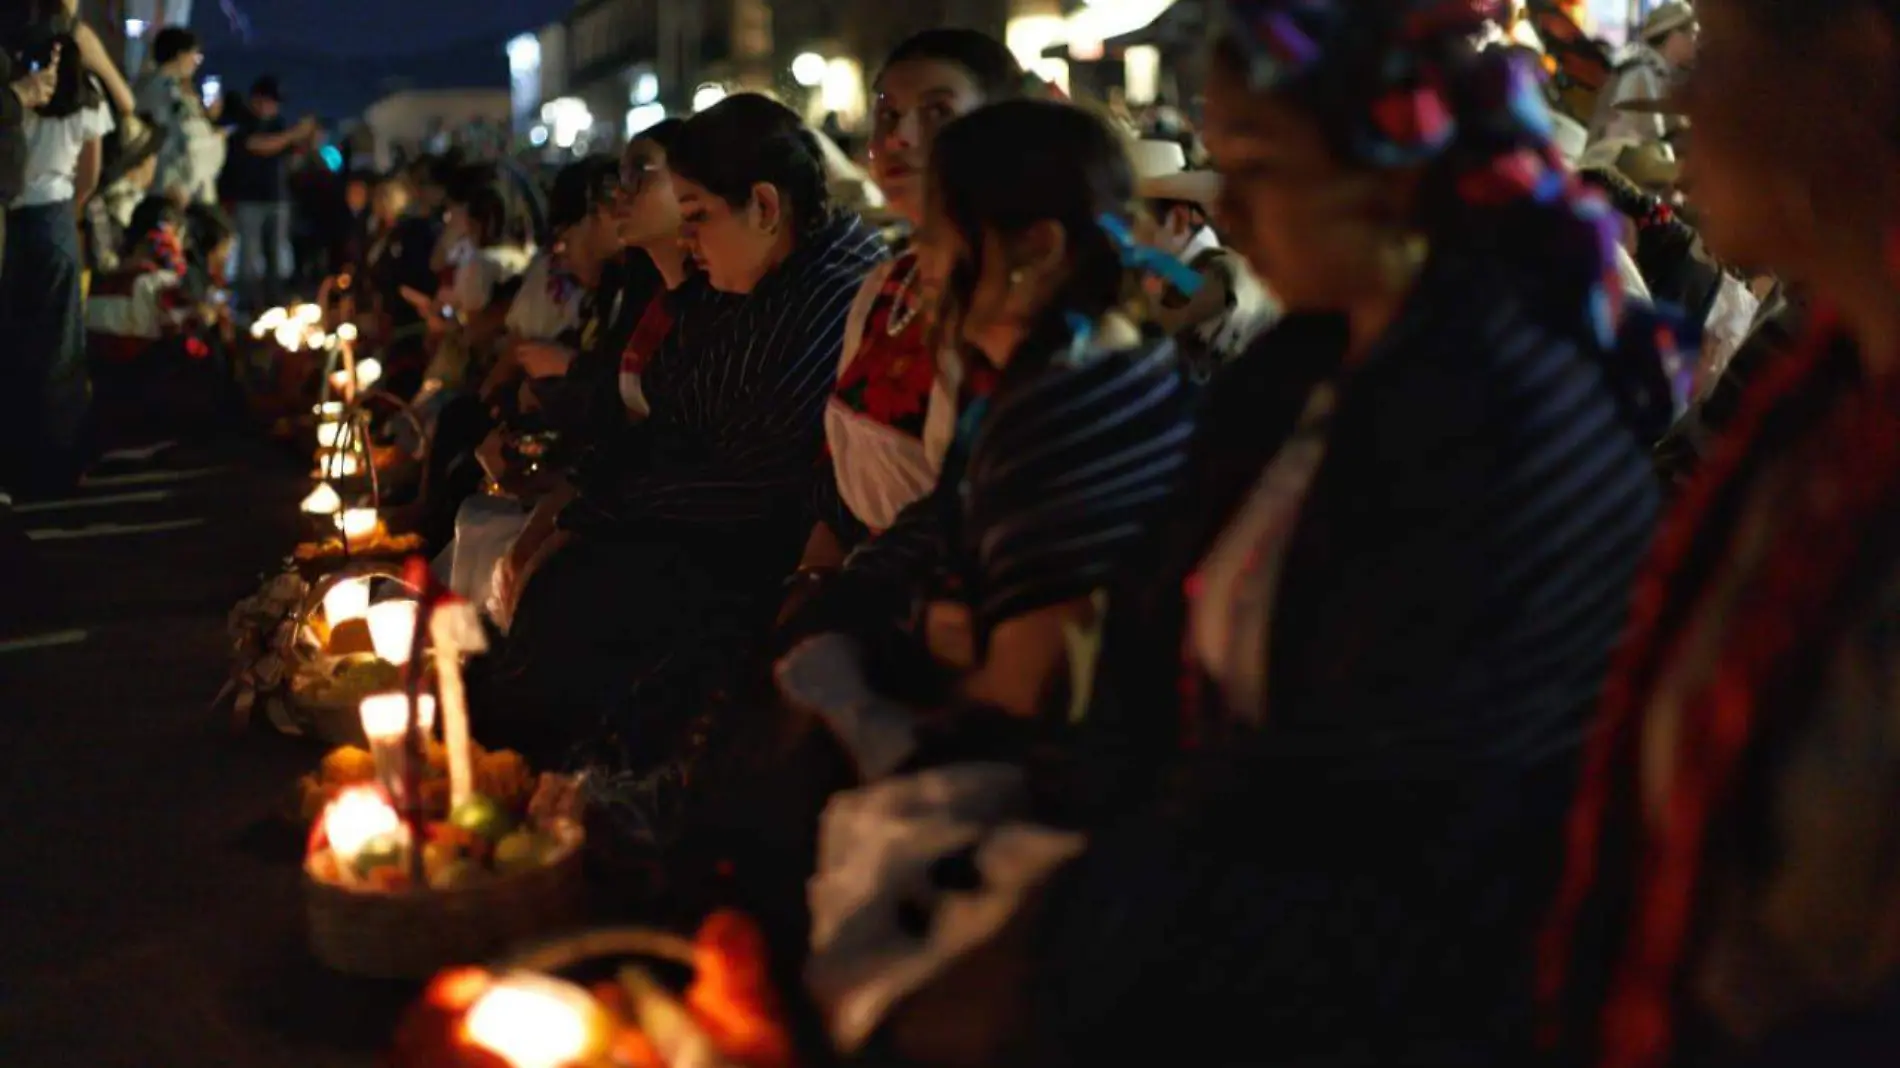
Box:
493;830;544;874
429;859;484;890
352;834;406;877
448;794;513;842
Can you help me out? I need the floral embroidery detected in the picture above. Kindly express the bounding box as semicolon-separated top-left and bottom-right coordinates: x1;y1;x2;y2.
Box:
835;254;936;438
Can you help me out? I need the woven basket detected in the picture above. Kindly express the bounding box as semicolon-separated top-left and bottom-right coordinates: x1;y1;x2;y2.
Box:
305;820;587;979
283;562;421;744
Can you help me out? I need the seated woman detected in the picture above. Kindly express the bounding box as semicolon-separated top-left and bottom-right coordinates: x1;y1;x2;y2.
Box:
798;4;1685;1064
85;196;224;441
780;99;1198;743
442;149;663;615
789;29;1025;579
478;94;884;799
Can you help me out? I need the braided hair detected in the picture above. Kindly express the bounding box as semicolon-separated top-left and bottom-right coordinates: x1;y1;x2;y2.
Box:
1216;0;1688;438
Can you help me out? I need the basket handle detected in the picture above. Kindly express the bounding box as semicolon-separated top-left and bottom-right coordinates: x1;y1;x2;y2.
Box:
502;928;699;976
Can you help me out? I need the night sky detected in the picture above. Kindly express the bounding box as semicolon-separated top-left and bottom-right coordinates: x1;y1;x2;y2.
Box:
186;0;572;118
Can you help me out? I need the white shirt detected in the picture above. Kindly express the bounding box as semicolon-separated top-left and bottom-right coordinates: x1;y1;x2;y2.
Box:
450;245;534;315
503;253;582;341
14;103;114;208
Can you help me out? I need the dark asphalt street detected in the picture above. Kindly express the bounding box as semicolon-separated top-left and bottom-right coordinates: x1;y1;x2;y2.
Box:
0;438;412;1068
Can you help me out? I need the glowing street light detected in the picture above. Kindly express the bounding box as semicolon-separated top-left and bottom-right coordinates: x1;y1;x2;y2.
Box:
791;51;828;87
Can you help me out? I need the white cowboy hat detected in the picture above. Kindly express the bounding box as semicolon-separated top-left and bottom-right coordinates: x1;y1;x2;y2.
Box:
1130;139;1221;207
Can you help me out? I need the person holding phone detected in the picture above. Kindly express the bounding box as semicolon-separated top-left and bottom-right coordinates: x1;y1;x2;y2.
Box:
225;75;316;311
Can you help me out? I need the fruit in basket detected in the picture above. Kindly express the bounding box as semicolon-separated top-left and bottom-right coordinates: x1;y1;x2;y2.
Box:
474;749;534;813
448;794;514;843
492;830;547;874
352;833;407;878
320;745;378;785
428;859;485;891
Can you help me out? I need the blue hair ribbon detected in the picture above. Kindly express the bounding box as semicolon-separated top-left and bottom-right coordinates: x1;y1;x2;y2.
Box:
1098;213;1204;297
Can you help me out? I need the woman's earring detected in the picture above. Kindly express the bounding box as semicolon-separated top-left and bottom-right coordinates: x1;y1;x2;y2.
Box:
1007;268;1026;289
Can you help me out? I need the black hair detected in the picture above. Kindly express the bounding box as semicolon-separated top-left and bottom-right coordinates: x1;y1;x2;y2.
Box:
633;117;687;158
123;196;184;257
185;202;234;255
450;170;532;248
929;99;1136;348
150;26;198;67
878;28;1025;102
249;75;280;102
671;94;831;236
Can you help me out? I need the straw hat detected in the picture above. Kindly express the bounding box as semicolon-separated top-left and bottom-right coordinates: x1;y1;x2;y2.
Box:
1638;2;1696;43
1130;139;1221;207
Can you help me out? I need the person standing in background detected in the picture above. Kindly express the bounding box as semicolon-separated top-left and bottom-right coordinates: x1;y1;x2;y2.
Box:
133;26;221;205
224;76;316;311
2;42;113;496
1589;2;1698;146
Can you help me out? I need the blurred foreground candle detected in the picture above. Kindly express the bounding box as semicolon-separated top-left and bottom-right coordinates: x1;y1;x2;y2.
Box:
338;507;378;544
300;482;342;515
337;322;359;343
324;452;362;478
354;357;383;389
294;303;323;325
462;973;611;1068
322;576;372;625
368;599;420;664
359;693;437;789
316;421;346;448
431;602;490;807
322;785;403;867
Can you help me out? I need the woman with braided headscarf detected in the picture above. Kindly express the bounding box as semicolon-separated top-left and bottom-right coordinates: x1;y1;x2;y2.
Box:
823;3;1685;1066
1537;0;1900;1065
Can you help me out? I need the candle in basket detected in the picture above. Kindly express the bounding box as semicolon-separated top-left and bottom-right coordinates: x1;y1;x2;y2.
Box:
316;421;345;448
322;576;372;626
322;785;405;873
324;452;363;479
338;507;378;546
462;973;612;1068
367;599;420;664
430;601;488;808
300;482;342;516
360;694;437;791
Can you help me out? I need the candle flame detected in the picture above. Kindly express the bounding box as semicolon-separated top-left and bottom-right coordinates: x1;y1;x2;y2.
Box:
462;974;605;1068
321;785;401;861
359;693;436;741
300;482;343;515
321;575;372;625
367;599;419;665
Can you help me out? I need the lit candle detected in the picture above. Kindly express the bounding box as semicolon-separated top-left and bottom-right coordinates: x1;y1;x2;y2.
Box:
321;576;372;626
314;401;344;418
337;322;359;343
274;322;302;351
300;482;342;515
354;357;384;390
359;693;437;789
324;452;362;478
367;599;420;664
257;306;288;330
462;974;611;1068
430;602;489;808
337;507;378;544
328;368;353;393
316;421;345;448
321;785;403;869
294;302;323;325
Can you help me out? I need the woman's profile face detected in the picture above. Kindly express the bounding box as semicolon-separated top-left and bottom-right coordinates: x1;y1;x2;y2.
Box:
869;58;985;225
674;175;782;293
1675;1;1831;276
613;137;681;247
1202;59;1410;313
